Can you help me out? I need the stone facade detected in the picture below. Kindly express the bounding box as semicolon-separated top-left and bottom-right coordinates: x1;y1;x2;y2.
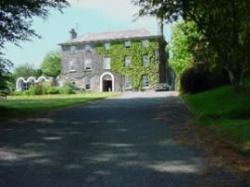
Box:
59;29;163;92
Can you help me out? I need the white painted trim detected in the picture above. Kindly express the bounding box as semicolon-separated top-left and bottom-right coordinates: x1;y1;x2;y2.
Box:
15;76;50;91
100;72;115;92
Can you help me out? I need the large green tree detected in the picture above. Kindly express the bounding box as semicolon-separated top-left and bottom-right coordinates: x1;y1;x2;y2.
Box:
41;51;62;78
134;0;250;89
0;0;69;90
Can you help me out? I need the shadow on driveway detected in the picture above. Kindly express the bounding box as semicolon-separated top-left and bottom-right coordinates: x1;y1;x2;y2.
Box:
0;93;242;187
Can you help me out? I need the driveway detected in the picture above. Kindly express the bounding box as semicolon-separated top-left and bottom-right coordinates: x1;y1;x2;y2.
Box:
0;92;242;187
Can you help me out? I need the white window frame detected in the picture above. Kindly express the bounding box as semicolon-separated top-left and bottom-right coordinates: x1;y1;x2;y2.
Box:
104;42;111;50
124;40;131;48
103;57;111;70
142;75;149;88
68;60;77;72
142;39;149;47
85;78;91;90
85;44;92;51
124;76;132;89
84;59;92;70
70;46;76;53
125;56;131;67
143;55;149;67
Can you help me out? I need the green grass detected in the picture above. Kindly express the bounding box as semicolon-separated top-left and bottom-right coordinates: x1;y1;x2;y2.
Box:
183;78;250;154
0;93;117;121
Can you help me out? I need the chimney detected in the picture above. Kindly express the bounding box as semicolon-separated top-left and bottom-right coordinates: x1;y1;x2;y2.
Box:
70;28;77;40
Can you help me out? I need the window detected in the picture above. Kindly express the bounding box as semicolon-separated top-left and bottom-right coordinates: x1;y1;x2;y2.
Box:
125;76;132;89
84;59;92;70
103;57;111;70
124;56;131;67
143;55;149;67
70;46;76;53
142;40;149;47
142;75;149;88
85;78;91;90
85;44;92;51
69;60;76;72
104;42;111;50
124;40;131;48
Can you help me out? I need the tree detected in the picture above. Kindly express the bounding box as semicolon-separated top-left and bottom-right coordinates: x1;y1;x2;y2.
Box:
0;0;69;90
169;22;194;80
13;63;41;79
41;51;62;78
134;0;250;90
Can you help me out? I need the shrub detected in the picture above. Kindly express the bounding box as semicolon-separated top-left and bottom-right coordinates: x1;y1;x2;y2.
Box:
46;86;59;94
59;81;75;94
26;84;44;95
180;64;229;94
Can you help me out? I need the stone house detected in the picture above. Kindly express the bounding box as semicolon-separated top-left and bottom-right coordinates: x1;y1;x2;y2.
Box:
59;28;167;92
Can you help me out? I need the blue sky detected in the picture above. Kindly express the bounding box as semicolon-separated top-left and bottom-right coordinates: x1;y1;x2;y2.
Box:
4;0;171;69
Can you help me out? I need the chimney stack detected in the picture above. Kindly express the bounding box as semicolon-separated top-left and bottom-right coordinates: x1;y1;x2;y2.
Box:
70;28;77;40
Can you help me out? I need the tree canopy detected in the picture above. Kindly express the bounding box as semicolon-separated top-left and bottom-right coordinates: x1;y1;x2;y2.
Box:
134;0;250;89
41;51;62;78
13;63;41;79
0;0;68;90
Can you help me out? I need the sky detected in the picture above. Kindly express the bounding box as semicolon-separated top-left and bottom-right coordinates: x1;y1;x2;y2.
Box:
4;0;172;69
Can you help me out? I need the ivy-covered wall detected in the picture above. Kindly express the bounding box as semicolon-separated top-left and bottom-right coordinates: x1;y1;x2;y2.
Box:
95;40;159;90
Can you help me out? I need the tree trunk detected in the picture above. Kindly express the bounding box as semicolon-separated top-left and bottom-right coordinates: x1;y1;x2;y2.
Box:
226;67;245;91
158;18;167;83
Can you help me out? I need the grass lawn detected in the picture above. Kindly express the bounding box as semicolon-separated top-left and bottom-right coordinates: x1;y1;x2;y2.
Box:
0;93;117;121
183;78;250;154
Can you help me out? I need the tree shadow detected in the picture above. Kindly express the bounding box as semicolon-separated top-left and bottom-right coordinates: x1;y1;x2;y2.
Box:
0;95;242;187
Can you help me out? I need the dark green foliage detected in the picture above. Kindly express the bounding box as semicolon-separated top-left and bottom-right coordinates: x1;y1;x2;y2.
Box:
180;64;229;94
41;51;62;78
134;0;250;89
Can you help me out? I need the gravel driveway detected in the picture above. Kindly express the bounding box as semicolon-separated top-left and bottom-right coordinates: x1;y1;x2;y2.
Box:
0;92;243;187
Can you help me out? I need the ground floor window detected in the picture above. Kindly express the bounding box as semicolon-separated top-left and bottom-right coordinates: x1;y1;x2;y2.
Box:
85;78;91;90
125;76;132;89
142;75;149;88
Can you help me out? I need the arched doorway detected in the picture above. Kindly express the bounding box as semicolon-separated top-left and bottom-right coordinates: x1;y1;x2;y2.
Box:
100;72;114;92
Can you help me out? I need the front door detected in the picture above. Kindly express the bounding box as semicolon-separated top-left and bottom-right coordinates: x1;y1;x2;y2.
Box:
103;80;112;92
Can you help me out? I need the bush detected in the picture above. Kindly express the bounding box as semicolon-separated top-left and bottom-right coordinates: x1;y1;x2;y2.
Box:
59;81;75;94
45;86;59;94
180;64;229;94
26;84;44;95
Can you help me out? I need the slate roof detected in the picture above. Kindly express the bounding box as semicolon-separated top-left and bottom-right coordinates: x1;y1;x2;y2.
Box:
60;28;160;45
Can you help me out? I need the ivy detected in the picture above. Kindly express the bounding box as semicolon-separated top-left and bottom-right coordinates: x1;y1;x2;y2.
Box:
96;40;159;90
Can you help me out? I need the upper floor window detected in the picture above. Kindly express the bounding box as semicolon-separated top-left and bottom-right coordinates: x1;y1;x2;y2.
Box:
143;55;149;67
85;44;92;52
124;40;131;48
70;46;76;53
142;75;149;88
125;76;132;89
84;59;92;70
142;40;149;47
104;42;111;50
124;56;131;67
103;57;111;70
69;60;76;72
